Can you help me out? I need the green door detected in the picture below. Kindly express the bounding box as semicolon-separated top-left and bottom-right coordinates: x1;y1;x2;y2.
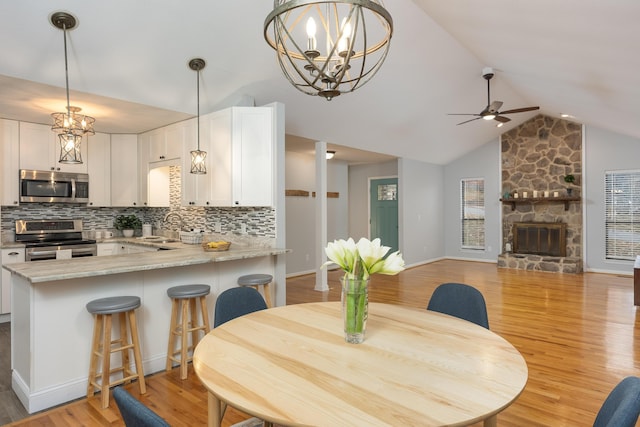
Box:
370;178;399;254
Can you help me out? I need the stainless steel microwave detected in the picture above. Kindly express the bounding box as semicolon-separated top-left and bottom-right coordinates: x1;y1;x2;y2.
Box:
19;169;89;203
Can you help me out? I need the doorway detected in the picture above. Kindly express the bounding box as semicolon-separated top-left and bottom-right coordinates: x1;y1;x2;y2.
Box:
369;177;399;254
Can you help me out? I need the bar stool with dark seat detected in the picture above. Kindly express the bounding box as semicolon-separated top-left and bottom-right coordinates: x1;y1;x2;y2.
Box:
86;295;146;409
166;284;211;379
237;274;273;308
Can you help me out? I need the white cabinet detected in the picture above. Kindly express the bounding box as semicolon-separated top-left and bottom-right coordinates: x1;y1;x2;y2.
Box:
1;248;25;315
138;132;150;207
110;134;141;207
208;107;274;207
19;122;88;173
86;132;111;207
0;119;20;206
97;243;118;257
181;118;212;206
148;123;182;162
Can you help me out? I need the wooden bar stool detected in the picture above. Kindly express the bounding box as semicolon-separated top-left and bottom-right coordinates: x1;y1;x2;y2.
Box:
166;284;211;379
237;274;273;308
86;296;146;409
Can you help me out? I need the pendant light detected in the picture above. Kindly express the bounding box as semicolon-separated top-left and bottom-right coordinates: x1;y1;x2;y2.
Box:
264;0;393;101
189;58;207;174
50;12;95;164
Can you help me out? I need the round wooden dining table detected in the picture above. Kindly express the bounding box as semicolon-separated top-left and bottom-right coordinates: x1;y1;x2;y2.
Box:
194;302;528;427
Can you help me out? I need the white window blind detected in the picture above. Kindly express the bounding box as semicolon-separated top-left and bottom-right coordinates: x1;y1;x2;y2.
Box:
605;170;640;260
461;178;485;250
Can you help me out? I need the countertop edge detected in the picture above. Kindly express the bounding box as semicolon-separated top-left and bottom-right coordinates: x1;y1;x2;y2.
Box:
4;247;291;283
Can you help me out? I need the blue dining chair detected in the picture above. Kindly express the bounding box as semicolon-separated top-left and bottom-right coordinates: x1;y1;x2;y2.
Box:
426;282;490;329
214;286;268;328
113;387;170;427
593;376;640;427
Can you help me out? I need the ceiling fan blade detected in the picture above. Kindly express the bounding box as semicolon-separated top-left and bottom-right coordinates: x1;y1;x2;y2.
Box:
448;113;480;116
488;100;503;112
500;106;540;115
456;117;482;126
494;116;511;123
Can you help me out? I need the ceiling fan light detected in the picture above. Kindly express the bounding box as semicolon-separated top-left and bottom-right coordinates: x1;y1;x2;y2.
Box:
483;114;496;121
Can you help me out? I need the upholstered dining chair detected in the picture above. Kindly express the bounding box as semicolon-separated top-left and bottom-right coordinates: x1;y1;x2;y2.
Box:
113;387;170;427
212;286;271;426
593;376;640;427
426;282;490;329
214;286;268;328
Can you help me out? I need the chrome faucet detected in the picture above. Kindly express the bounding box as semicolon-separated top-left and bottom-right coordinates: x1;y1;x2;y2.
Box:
163;211;184;232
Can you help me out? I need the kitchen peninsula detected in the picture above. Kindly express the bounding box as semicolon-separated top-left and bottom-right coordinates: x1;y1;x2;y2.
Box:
4;240;289;413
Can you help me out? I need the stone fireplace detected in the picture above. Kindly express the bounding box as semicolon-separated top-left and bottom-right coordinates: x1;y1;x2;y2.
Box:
497;115;583;273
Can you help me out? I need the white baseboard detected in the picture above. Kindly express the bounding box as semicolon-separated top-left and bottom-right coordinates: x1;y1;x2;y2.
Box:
13;353;168;414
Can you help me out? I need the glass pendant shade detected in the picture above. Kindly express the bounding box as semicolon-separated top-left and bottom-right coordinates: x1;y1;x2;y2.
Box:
264;0;393;100
190;149;207;174
58;132;83;164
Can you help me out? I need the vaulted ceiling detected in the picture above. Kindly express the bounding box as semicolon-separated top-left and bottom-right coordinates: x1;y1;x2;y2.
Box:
0;1;637;165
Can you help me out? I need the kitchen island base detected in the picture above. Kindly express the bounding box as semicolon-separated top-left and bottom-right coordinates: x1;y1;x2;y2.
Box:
10;256;276;413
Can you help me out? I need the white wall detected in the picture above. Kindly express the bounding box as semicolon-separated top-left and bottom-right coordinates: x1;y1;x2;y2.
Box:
285;151;348;275
443;138;501;261
399;158;445;266
584;125;640;274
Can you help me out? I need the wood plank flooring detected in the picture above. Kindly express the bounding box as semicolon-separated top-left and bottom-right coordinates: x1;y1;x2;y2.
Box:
3;260;640;426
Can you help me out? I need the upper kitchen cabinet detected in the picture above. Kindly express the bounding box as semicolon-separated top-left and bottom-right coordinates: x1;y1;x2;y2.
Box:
138;132;150;207
110;134;141;207
148;122;183;162
0;119;20;206
86;132;111;207
19;122;88;174
208;107;274;207
181;118;212;206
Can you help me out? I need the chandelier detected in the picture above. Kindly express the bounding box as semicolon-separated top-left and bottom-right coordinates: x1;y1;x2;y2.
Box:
50;11;95;164
264;0;393;101
189;58;207;174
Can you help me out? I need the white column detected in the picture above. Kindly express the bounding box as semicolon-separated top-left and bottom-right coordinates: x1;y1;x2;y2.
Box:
315;141;329;291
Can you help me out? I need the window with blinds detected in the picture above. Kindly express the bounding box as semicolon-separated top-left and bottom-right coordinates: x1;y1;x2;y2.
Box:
461;178;485;250
605;170;640;260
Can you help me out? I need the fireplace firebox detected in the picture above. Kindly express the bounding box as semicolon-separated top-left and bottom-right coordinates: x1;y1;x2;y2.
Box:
512;222;567;257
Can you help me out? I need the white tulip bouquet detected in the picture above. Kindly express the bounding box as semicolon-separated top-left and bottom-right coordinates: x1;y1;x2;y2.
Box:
324;237;405;280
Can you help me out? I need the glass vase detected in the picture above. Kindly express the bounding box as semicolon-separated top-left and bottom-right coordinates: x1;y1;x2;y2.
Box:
341;277;369;344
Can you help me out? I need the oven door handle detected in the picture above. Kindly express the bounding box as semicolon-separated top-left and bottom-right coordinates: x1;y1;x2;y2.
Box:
28;250;58;258
72;247;96;255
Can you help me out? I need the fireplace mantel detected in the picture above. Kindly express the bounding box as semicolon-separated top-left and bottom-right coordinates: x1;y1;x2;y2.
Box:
500;196;581;211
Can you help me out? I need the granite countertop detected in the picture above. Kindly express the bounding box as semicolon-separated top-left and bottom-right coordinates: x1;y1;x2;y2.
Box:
3;239;289;283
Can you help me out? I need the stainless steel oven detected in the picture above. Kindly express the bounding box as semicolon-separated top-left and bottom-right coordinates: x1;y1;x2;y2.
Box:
15;219;97;261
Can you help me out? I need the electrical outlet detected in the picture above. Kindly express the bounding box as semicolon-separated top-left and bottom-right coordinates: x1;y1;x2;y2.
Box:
106;219;113;228
214;222;221;232
241;223;247;234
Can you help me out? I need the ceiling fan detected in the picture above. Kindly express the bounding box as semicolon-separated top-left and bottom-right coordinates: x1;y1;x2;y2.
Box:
449;67;539;126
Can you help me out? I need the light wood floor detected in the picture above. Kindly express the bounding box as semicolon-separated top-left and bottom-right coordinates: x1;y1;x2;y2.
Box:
5;260;640;426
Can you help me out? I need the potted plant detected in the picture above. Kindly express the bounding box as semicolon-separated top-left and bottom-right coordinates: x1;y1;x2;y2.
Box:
564;174;576;196
114;214;142;237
